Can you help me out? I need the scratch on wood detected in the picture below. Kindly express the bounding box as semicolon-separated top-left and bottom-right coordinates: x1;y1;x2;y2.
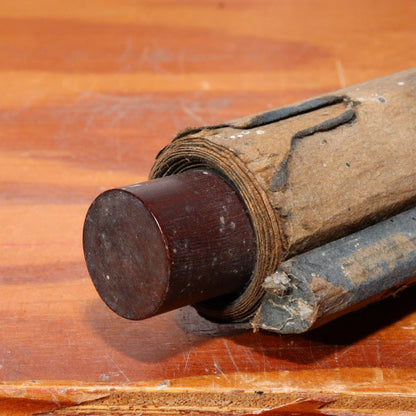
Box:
212;359;231;383
375;340;382;367
223;339;240;373
183;350;191;371
335;59;347;88
104;353;130;382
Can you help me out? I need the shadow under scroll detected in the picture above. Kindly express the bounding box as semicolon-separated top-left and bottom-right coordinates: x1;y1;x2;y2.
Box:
86;284;416;377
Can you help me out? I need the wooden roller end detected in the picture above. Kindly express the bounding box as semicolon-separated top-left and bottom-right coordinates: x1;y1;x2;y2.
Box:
83;169;257;320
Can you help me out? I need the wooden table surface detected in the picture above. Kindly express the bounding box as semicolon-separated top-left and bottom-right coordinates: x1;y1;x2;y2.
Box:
1;1;416;414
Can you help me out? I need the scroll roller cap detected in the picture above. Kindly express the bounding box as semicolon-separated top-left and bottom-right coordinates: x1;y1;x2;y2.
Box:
83;169;257;320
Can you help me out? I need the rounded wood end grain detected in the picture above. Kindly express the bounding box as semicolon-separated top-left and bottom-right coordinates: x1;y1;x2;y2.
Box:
83;188;170;320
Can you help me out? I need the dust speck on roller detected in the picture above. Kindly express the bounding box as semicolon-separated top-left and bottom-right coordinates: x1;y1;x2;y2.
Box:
83;169;257;320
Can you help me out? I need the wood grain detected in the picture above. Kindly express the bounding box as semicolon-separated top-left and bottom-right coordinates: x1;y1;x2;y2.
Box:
0;0;416;414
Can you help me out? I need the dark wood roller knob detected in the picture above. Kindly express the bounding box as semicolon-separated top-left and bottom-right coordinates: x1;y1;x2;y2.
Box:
83;169;257;320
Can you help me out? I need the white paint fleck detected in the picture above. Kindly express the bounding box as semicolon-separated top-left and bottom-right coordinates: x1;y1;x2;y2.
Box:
106;274;110;280
398;81;405;86
256;130;265;135
230;135;236;139
202;171;209;175
237;134;243;138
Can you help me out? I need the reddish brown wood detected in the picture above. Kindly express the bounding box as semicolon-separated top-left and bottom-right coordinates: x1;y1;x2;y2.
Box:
83;169;256;320
0;0;416;414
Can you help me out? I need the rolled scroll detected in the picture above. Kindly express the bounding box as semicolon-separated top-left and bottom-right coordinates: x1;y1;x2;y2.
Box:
84;69;416;333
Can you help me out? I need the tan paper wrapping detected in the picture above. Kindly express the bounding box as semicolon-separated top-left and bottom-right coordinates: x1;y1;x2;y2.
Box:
150;69;416;322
